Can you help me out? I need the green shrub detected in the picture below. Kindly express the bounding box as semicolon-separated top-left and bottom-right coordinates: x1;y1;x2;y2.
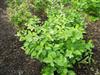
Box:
71;0;100;21
7;0;94;75
83;0;100;17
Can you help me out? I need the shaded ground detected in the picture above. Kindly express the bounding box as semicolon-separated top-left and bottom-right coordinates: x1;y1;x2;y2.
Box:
0;0;100;75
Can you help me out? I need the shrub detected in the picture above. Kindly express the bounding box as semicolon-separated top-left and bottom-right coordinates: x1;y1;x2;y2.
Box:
83;0;100;17
71;0;100;21
7;0;94;75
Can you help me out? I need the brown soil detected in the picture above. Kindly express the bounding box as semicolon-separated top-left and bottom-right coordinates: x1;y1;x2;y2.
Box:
0;0;100;75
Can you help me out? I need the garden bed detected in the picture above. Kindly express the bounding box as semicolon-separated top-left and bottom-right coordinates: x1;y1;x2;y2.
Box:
0;0;100;75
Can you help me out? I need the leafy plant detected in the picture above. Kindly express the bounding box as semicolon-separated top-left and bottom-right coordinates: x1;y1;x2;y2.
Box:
7;0;95;75
71;0;100;21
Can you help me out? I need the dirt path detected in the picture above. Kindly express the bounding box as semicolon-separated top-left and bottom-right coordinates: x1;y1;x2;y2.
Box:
0;0;100;75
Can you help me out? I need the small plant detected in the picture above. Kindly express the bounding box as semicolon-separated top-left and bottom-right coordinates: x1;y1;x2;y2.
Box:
71;0;100;21
83;0;100;17
7;0;95;75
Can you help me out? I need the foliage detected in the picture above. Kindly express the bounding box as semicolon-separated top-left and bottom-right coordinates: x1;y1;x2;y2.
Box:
71;0;100;21
82;0;100;17
7;0;96;75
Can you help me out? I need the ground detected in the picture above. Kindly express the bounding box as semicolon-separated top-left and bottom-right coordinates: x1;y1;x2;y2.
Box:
0;0;100;75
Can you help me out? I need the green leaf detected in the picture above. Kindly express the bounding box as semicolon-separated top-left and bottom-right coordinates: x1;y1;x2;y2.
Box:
54;55;67;67
42;66;54;75
68;70;76;75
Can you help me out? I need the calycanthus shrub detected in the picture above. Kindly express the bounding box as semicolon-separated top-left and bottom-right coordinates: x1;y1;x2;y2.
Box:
7;0;94;75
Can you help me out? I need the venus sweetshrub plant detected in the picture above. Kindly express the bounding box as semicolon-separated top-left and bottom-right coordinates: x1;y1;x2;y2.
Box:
71;0;100;21
81;0;100;18
7;0;94;75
